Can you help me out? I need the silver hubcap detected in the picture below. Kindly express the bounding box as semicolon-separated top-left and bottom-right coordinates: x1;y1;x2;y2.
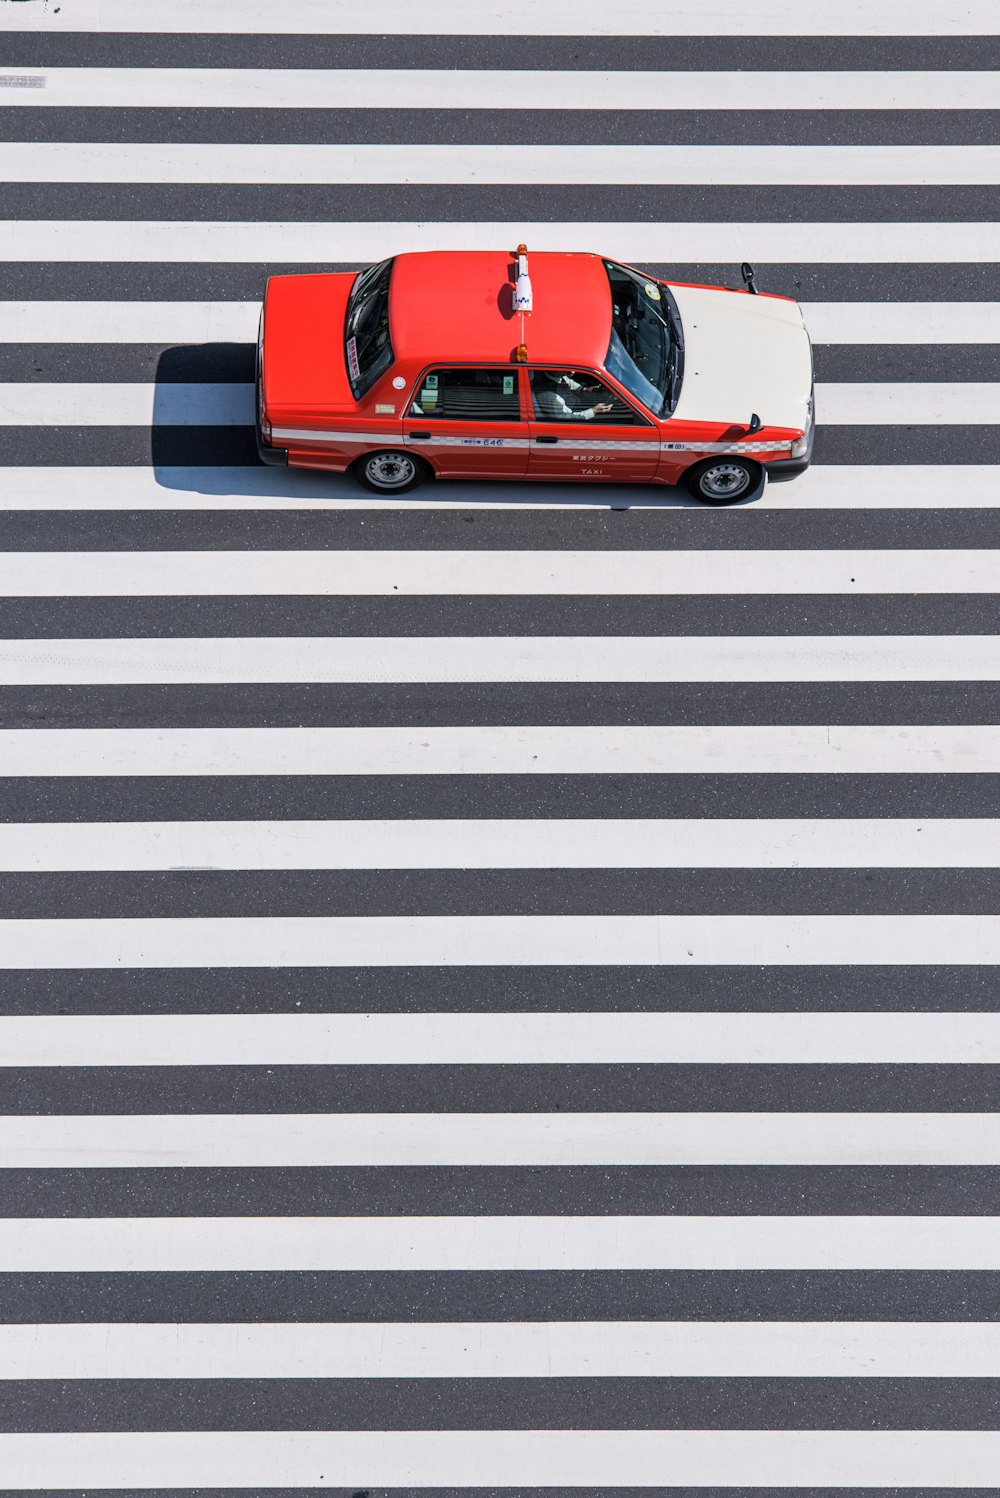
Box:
699;462;751;499
366;451;416;489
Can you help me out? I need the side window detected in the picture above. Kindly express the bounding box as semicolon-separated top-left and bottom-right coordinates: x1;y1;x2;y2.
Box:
409;367;521;422
529;369;647;425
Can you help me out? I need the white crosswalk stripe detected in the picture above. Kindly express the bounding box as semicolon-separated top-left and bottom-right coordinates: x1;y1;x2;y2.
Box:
4;1319;1000;1379
5;218;999;261
7;297;1000;344
7;142;1000;185
1;0;998;1492
1;724;996;775
3;912;1000;969
0;0;993;35
2;463;998;508
5;1108;1000;1165
2;1215;997;1272
7;1010;1000;1064
0;818;995;872
3;634;1000;683
1;547;999;591
0;379;994;426
4;67;999;111
4;1429;1000;1490
4;547;1000;591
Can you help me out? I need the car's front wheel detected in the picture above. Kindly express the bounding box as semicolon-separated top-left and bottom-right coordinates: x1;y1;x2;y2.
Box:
352;449;428;494
684;456;762;505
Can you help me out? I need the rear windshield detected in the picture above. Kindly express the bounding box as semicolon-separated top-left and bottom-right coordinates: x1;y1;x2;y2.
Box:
345;257;394;399
603;260;682;417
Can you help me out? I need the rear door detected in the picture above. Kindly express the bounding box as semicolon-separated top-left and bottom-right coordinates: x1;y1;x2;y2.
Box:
527;368;660;483
403;366;529;479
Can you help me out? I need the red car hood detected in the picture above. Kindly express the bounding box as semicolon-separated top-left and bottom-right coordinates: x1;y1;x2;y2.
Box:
261;272;357;423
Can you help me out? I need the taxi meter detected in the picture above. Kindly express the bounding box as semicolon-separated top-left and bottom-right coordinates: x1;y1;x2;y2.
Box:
256;247;814;503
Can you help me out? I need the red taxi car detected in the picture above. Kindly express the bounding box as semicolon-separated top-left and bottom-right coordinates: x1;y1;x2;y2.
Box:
256;248;814;504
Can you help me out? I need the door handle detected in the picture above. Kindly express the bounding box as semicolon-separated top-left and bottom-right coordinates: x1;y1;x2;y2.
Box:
407;431;431;440
535;434;559;444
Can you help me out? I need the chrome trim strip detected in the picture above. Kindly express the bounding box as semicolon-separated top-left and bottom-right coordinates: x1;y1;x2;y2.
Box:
534;439;661;451
273;428;793;456
271;428;386;444
663;440;793;454
274;428;532;449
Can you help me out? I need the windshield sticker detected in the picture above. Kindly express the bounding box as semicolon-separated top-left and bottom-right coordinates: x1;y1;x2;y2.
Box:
374;403;395;414
502;375;515;395
644;282;661;301
419;386;438;406
346;336;360;381
425;373;439;389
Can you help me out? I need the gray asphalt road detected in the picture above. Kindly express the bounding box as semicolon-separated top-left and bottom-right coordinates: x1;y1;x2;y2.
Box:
1;2;999;1492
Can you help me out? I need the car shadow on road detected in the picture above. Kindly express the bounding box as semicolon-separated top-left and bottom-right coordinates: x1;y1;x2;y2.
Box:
150;342;777;508
150;340;256;472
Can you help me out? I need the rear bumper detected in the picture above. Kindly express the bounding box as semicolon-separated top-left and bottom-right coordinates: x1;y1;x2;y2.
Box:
255;339;288;467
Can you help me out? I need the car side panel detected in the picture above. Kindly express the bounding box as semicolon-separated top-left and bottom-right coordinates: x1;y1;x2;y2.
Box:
655;419;799;488
399;365;530;479
275;363;414;473
528;419;660;483
275;420;398;474
400;418;529;479
527;366;659;484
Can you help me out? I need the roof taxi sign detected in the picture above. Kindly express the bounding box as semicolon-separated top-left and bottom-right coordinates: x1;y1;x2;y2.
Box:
513;243;532;362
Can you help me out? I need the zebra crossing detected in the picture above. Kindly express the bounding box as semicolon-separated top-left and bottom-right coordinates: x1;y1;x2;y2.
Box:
2;0;1000;1490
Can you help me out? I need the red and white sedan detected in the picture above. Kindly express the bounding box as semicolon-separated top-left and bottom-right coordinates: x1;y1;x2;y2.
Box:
256;247;814;504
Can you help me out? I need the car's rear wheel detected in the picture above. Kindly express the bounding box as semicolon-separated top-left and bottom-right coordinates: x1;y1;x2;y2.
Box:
684;456;762;505
353;449;428;494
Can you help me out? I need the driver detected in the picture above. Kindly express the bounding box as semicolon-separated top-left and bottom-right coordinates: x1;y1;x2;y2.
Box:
533;370;614;421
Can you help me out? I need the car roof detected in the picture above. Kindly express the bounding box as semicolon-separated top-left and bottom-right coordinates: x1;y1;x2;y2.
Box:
388;250;613;369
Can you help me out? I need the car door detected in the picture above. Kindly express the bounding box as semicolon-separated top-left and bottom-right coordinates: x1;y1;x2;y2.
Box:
403;365;529;479
526;368;660;483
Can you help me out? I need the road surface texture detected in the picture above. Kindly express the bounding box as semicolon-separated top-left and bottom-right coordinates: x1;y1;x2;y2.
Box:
1;0;1000;1492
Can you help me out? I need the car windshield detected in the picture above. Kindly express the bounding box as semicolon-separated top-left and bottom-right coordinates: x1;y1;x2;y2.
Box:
603;260;683;417
345;257;394;399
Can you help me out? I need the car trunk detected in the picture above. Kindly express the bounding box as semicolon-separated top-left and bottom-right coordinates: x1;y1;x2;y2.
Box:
261;272;357;425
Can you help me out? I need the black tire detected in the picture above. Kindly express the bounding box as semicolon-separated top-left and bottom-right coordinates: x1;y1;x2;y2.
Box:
684;456;763;505
352;449;429;494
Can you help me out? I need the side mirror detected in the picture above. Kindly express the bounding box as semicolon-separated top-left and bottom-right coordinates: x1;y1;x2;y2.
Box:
747;413;762;435
741;262;759;295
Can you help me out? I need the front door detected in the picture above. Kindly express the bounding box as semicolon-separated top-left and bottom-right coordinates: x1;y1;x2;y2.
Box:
527;368;660;484
403;366;529;479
